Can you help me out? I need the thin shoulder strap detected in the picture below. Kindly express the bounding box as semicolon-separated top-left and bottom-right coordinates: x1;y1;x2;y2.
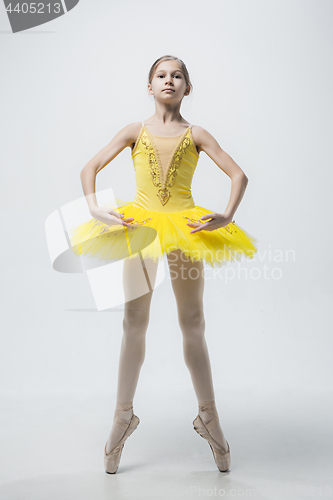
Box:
142;121;191;129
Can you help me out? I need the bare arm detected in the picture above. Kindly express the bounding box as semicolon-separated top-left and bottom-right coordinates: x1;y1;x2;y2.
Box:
189;126;249;233
80;122;141;227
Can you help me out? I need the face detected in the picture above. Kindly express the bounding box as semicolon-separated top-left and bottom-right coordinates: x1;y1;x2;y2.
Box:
148;60;190;101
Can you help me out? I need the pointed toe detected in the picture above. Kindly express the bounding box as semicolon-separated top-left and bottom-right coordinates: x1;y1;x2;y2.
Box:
104;414;140;474
193;414;231;472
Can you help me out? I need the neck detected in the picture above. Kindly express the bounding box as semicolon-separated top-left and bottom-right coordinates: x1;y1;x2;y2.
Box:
151;101;184;125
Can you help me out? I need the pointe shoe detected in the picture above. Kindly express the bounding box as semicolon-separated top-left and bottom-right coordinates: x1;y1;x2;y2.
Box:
104;401;140;474
193;400;231;472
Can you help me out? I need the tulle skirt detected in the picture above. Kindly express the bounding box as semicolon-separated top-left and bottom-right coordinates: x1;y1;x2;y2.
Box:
69;203;258;268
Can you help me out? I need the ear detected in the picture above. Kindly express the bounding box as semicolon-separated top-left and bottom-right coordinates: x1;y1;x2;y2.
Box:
184;84;191;96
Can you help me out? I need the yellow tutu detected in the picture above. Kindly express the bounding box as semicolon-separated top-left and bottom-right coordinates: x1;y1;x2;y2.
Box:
70;203;258;269
69;123;258;268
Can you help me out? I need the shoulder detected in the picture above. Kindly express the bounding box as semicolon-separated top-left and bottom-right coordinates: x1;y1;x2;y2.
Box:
121;121;143;138
191;125;220;155
113;122;143;149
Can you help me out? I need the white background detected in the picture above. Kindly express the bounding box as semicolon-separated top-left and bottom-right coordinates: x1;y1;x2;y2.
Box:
1;0;332;498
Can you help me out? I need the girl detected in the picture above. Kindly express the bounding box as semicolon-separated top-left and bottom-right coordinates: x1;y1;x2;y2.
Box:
70;55;258;473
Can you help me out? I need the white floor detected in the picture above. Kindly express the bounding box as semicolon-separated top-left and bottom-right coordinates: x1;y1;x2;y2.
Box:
1;387;332;500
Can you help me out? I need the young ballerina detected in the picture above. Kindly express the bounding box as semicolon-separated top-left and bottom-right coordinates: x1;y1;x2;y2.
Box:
70;55;258;473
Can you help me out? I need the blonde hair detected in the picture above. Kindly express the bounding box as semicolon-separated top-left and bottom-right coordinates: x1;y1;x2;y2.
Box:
148;55;193;95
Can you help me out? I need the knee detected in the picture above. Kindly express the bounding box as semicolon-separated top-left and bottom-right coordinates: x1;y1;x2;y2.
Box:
178;309;205;338
123;309;150;336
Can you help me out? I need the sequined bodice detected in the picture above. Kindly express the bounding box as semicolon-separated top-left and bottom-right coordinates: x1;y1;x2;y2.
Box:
131;124;199;212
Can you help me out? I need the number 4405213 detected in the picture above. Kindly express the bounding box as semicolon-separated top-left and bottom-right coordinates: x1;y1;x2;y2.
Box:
5;3;62;14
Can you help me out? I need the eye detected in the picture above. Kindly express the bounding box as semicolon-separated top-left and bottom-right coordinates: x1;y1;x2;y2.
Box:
157;74;181;78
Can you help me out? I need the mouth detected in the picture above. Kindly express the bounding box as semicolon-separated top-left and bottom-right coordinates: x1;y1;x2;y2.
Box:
163;88;174;92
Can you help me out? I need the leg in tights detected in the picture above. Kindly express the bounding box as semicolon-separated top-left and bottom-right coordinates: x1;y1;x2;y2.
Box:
166;249;228;452
106;253;158;453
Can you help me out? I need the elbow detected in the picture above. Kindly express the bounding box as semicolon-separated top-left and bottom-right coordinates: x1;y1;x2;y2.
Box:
80;164;88;177
239;170;249;185
233;172;248;184
80;163;98;179
80;168;87;182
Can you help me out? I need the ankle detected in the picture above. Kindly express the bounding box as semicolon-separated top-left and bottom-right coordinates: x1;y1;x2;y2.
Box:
114;408;133;423
198;400;218;423
114;400;134;423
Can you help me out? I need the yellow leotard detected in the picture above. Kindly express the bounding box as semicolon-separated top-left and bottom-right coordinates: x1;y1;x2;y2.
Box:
69;123;258;268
